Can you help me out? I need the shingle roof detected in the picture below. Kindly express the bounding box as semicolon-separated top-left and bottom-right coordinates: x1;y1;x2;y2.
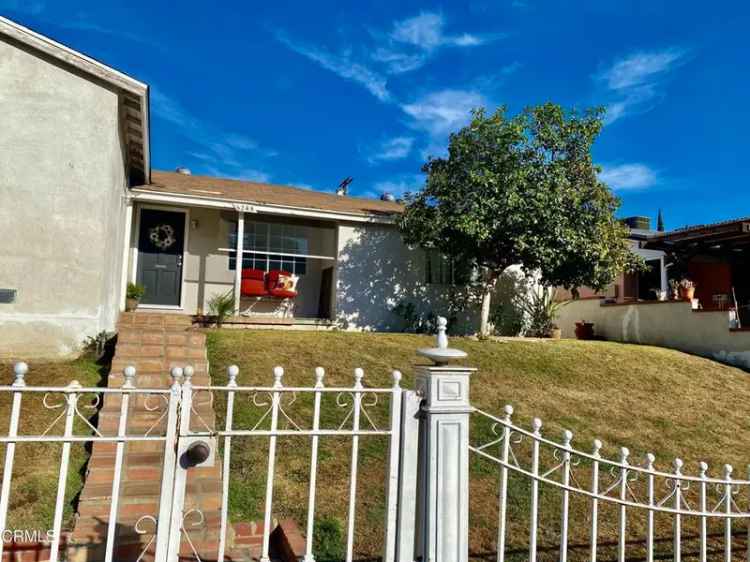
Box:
133;171;404;217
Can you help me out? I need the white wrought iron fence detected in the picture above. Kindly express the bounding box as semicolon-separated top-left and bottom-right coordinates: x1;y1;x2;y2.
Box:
470;404;750;561
1;318;749;562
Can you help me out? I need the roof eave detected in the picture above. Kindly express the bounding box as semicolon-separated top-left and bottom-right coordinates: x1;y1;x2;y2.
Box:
129;187;401;224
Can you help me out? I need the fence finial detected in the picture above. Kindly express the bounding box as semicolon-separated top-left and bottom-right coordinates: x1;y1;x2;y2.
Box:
227;365;239;387
532;417;542;434
699;461;708;478
503;404;514;421
673;458;684;475
170;367;183;384
391;370;402;388
314;367;325;388
12;362;27;387
123;366;136;389
723;464;733;479
562;429;573;447
417;315;467;365
183;365;194;383
620;447;630;465
646;452;656;468
592;439;603;457
273;366;284;388
353;367;364;389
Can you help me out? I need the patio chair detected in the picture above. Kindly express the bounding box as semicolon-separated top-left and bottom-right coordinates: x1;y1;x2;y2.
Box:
239;268;299;318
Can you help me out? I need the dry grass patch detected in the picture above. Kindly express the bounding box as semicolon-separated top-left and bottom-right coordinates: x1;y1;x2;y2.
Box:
207;330;750;560
0;358;104;531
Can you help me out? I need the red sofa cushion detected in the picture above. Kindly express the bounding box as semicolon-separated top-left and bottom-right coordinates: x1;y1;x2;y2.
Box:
242;268;265;280
268;287;298;299
241;278;267;297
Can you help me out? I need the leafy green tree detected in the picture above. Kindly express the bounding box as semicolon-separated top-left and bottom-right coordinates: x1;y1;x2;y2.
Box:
399;103;643;335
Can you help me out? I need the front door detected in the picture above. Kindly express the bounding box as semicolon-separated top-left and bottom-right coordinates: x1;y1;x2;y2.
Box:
136;209;185;306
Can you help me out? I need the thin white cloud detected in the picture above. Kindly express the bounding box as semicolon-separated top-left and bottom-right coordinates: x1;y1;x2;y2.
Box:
206;166;272;183
151;86;274;180
401;89;488;157
370;173;425;198
599;163;657;191
275;33;391;102
389;12;497;51
367;136;415;163
596;48;687;124
602;49;685;90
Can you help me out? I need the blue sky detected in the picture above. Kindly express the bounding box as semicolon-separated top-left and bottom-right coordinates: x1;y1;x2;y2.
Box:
2;1;748;229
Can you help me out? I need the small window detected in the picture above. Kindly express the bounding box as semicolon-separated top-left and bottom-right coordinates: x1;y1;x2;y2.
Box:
425;250;467;285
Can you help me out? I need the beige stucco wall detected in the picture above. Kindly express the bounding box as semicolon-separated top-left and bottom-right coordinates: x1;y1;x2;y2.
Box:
557;299;750;369
335;223;479;331
0;37;128;358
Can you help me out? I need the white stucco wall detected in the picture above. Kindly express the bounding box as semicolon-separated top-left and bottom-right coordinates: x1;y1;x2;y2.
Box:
0;38;128;358
334;223;479;332
557;299;750;369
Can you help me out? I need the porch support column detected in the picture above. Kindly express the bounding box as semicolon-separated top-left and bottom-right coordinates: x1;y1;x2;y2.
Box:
415;318;474;562
233;210;245;315
660;255;668;294
119;197;134;311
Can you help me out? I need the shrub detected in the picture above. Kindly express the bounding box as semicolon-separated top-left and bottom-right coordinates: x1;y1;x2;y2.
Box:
126;282;145;300
313;516;345;561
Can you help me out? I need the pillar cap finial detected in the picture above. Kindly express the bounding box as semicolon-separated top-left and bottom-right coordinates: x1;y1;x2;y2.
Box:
417;316;468;365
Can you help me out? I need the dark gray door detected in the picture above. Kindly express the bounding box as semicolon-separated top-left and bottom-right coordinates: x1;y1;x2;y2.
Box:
136;209;185;306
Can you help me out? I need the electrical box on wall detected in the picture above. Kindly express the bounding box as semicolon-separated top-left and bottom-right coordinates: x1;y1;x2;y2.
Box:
0;289;16;304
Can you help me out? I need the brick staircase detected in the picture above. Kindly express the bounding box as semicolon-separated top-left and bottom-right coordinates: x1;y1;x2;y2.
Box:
71;312;226;561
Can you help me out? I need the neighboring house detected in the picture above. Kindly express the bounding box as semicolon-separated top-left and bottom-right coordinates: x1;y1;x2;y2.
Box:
0;16;148;357
0;17;469;357
556;216;668;302
558;215;750;369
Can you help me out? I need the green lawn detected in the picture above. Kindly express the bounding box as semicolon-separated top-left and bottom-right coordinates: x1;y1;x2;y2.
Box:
0;357;105;531
207;330;750;560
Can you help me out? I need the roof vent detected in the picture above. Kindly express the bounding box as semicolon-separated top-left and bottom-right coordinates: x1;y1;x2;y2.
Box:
380;192;396;202
175;167;192;175
336;176;353;196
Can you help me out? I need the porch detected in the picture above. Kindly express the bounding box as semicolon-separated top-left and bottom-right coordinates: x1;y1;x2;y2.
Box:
124;201;339;324
645;217;750;324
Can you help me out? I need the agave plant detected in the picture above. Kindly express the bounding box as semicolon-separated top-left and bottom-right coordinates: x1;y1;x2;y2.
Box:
208;290;235;328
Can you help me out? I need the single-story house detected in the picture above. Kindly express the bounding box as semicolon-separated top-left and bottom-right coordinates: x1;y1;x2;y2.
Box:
0;16;472;357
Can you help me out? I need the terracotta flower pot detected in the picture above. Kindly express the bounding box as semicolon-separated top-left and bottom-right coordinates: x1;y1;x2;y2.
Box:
679;287;696;301
125;297;139;312
549;327;562;340
574;322;594;340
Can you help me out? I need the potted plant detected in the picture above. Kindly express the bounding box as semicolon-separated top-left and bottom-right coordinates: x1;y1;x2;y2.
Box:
678;279;696;301
652;288;667;301
548;324;562;339
574;320;595;340
208;290;235;328
669;279;680;300
126;283;145;312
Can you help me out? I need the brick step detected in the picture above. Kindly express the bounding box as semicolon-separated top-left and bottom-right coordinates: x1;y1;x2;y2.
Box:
109;360;209;377
114;343;207;361
118;329;206;346
80;475;222;501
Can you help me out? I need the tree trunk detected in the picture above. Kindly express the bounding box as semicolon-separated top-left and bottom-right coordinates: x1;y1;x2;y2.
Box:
479;285;493;337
